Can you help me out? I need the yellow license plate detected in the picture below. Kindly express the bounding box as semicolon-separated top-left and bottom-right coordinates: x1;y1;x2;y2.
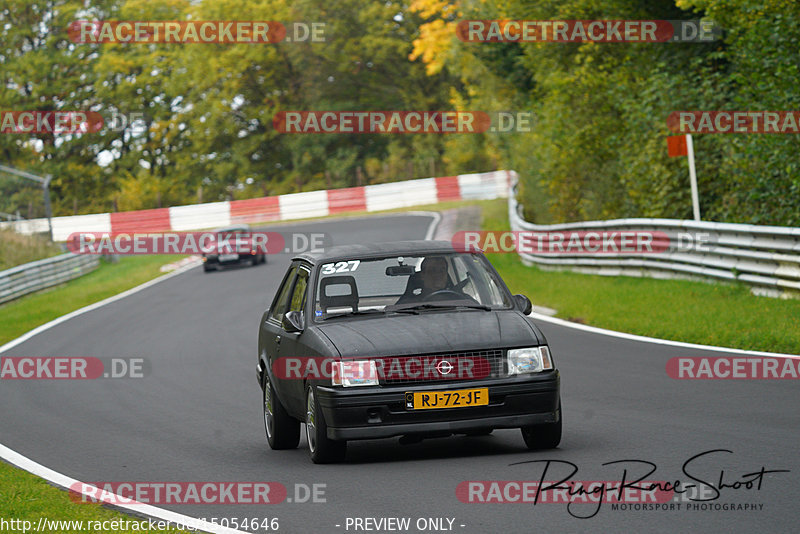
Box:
409;388;489;410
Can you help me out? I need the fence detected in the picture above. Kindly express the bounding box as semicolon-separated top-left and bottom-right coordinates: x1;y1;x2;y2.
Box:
508;173;800;298
0;253;99;305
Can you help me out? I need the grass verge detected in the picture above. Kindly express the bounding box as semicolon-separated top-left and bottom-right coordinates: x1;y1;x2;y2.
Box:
480;199;800;354
0;460;189;533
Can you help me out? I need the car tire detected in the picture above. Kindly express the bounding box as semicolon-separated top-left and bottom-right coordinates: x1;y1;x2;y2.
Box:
203;263;215;272
520;400;562;450
251;255;260;266
263;372;300;450
261;255;267;264
305;385;346;463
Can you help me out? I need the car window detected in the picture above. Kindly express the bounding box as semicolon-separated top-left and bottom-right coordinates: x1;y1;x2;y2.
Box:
459;254;508;305
269;265;297;323
313;252;512;320
289;267;310;313
452;255;479;301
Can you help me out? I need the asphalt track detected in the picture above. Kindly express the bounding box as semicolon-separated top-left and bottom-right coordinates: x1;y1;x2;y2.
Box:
1;213;798;533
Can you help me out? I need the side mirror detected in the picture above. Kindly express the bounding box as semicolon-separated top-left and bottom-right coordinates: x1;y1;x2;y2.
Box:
513;294;532;315
282;311;304;333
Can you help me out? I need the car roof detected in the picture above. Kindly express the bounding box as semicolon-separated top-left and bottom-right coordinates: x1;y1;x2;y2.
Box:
294;240;470;265
216;224;250;232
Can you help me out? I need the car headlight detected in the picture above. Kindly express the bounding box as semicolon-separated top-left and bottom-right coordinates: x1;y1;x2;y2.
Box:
331;360;379;387
507;346;553;375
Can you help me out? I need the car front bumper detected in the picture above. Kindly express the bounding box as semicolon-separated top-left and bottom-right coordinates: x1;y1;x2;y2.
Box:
315;372;560;440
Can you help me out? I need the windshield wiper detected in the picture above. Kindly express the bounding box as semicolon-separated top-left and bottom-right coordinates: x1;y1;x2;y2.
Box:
321;309;386;320
389;302;492;313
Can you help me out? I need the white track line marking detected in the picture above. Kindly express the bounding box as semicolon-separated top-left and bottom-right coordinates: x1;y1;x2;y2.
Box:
0;213;440;532
415;210;441;241
528;311;800;359
0;443;246;534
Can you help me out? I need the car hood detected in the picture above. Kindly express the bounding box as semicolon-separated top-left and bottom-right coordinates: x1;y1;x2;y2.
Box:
315;310;542;358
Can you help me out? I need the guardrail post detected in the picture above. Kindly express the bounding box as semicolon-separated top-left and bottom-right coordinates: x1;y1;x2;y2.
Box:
44;174;54;241
687;134;701;221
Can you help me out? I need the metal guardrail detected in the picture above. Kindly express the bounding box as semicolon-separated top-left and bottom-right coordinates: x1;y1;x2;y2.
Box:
508;174;800;298
0;212;24;221
0;253;99;305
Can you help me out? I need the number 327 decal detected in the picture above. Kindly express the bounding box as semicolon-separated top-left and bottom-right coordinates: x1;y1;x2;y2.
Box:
321;260;360;275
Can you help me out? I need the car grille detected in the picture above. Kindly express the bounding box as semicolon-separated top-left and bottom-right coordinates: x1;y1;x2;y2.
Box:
373;349;505;386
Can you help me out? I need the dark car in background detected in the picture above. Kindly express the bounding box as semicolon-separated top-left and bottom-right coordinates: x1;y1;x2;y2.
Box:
202;224;266;272
256;240;561;463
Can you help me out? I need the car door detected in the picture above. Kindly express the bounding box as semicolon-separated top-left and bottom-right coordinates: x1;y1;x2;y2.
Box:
261;264;298;408
277;264;311;413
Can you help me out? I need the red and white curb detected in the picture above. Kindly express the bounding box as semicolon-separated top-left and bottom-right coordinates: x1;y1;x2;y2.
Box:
2;171;511;241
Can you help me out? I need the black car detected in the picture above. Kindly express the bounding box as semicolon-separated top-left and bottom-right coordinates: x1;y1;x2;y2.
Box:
257;240;561;463
202;224;266;272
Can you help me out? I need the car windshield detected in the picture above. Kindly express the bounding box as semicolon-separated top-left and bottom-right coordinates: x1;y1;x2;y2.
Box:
217;226;248;237
313;253;511;320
